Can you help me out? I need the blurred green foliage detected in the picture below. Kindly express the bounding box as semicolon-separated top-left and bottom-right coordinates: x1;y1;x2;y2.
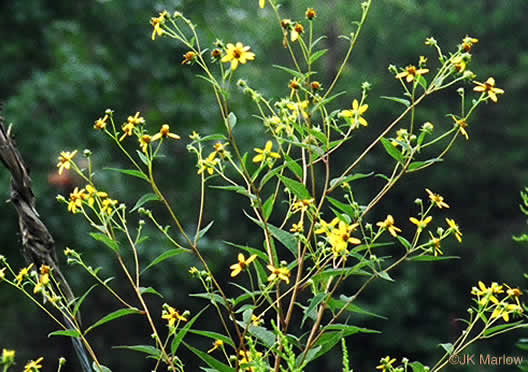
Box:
1;0;527;371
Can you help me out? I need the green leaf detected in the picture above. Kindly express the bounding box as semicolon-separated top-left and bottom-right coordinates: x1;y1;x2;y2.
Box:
223;241;268;261
380;96;410;107
323;324;379;334
483;321;526;337
136;150;149;166
310;49;328;64
310;91;347;114
171;307;208;354
396;235;412;250
197;220;215;239
263;195;275;220
248;325;276;347
326;197;357;218
278;175;311;200
113;345;161;359
327;297;386;319
416;74;428;90
73;284;98;317
210;185;252;199
380;137;404;164
302;293;328;327
85;308;142;334
141;249;186;275
266;223;298;256
329;172;373;188
407;158;443;172
92;362;112;372
188;329;235;348
438;343;453;354
131;193;160;212
272;64;304;79
190;293;228;307
139;286;164;298
228;112;237;129
408;255;459;262
312;267;363;283
48;329;81;338
284;154;303;179
377;271;394;282
409;361;427;372
200;134;229;142
104;167;148;181
89;233;119;254
259;166;282;189
184;342;235;372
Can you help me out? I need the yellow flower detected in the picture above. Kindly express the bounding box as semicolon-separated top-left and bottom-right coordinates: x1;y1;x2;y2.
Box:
425;188;449;209
120;123;135;141
150;11;168;40
230;253;257;277
452;56;466;73
395;65;429;83
181;51;196;65
409;216;432;232
472;281;500;306
251;314;263;326
292;198;314;213
93;114;109;130
505;285;523;306
0;267;6;281
34;265;51;293
214;142;228;155
391;128;409;147
327;220;361;257
450;115;469;140
428;231;443;256
197;152;219;176
84;185;108;207
305;8;317;20
259;0;266;8
161;304;187;327
461;35;478;52
445;218;462;243
208;340;224;353
239;350;263;371
151;124;181;142
56;150;78;175
68;187;85;214
376;356;397;371
290;222;304;233
101;198;118;215
339;99;368;128
473;77;504;103
315;217;340;235
139;134;152;153
491;303;522;322
252;141;281;166
1;349;15;365
290;23;304;42
286;100;309;121
376;215;402;237
221;42;255;70
119;112;145;141
267;264;291;284
24;357;43;372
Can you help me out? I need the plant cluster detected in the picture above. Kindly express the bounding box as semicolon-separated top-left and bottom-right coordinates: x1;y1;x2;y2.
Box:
1;1;526;371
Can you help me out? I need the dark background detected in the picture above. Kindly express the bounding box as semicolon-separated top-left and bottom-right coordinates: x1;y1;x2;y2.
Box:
1;0;527;371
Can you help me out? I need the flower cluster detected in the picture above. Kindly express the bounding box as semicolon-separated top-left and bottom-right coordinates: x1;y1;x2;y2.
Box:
471;281;523;322
315;217;361;259
61;184;118;216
